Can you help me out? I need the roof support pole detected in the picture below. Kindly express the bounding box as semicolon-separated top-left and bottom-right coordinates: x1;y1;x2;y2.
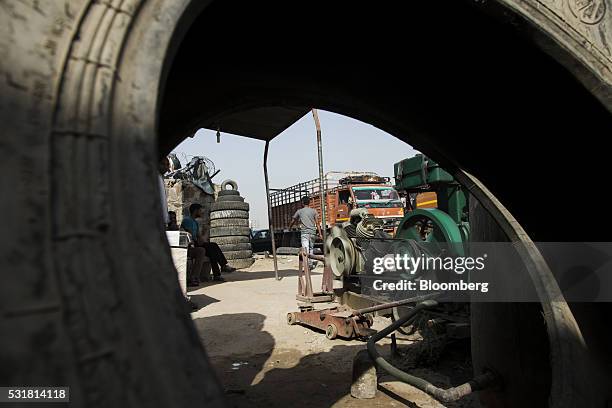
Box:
312;109;327;256
263;140;280;280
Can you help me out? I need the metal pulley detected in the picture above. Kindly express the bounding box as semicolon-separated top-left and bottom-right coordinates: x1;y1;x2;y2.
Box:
325;226;357;278
395;208;466;256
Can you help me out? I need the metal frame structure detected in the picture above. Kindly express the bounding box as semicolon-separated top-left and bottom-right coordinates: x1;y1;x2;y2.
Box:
296;250;333;303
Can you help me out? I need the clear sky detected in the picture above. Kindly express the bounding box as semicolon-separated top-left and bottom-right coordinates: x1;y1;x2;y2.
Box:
172;110;419;228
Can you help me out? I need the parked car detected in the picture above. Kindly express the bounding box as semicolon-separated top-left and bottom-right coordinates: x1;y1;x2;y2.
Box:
250;229;273;253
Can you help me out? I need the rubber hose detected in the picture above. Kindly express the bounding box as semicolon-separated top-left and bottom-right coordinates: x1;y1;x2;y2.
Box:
367;299;497;403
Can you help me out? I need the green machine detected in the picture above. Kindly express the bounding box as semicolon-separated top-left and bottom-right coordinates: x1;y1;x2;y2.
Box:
325;154;470;280
393;154;469;255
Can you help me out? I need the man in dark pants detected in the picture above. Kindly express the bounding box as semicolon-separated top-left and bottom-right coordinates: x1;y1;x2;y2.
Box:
185;243;208;286
288;196;323;270
167;211;179;231
181;203;235;282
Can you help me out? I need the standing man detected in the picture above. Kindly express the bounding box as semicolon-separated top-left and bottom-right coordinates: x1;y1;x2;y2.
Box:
288;196;323;269
181;203;235;282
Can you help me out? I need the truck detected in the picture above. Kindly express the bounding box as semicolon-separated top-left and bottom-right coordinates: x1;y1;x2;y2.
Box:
269;172;404;247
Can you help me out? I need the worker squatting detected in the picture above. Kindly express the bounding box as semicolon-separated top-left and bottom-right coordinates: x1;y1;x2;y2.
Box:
372;279;489;293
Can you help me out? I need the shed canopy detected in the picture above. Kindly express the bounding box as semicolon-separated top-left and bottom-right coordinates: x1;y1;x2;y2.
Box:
200;106;310;141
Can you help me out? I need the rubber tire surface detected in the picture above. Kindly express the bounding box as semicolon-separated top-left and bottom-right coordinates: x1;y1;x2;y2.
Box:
223;250;254;260
210;218;249;228
0;2;227;407
211;201;249;211
210;210;249;220
276;247;301;255
216;195;246;203
218;243;252;252
210;236;251;245
221;179;239;191
209;226;251;238
227;258;256;269
218;189;240;196
3;1;609;407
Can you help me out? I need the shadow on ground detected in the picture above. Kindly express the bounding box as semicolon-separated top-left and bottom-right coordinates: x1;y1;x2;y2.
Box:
189;293;220;309
194;311;364;407
193;313;477;408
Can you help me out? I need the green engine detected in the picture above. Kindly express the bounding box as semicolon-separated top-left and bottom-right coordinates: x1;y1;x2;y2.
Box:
325;154;470;280
394;154;469;255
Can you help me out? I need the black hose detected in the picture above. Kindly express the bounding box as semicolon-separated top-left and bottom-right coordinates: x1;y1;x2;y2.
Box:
366;300;498;403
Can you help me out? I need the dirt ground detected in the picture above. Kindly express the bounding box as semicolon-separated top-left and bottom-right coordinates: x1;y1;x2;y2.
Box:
189;256;480;408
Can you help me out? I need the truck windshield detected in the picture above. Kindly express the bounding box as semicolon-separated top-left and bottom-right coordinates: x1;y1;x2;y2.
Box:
352;187;400;203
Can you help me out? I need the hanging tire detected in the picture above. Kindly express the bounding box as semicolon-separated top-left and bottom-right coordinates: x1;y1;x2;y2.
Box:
221;179;239;191
218;243;252;252
209;226;251;238
210;210;249;220
218;189;240;196
210;236;251;245
223;250;254;260
210;218;249;228
211;201;249;211
227;258;255;270
216;195;246;203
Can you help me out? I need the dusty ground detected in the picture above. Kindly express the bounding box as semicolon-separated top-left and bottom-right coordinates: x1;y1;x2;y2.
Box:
189;256;480;408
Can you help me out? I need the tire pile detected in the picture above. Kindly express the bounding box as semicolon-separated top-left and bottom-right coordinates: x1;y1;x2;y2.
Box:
209;180;255;269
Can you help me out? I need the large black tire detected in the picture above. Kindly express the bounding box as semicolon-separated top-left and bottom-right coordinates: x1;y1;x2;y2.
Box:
210;210;249;220
0;2;227;407
209;226;251;238
227;258;256;270
210;218;249;228
210;236;251;245
218;243;252;252
2;1;609;407
223;250;254;260
216;195;245;202
218;189;240;196
211;201;249;211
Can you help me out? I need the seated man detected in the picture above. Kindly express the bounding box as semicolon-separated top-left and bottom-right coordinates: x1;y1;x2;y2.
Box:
185;242;207;287
167;211;179;231
181;203;235;282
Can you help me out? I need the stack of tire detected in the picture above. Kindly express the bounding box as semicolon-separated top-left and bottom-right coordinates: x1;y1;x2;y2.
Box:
209;180;255;269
